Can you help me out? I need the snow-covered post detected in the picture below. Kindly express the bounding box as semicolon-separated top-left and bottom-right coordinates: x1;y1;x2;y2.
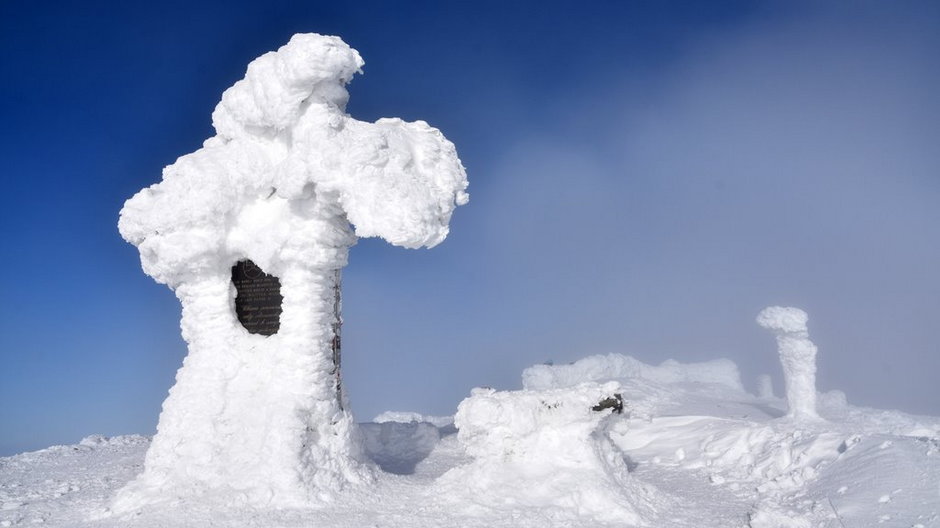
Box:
756;307;819;420
114;34;468;511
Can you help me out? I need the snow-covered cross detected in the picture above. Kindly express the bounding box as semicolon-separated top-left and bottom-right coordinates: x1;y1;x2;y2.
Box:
115;34;468;511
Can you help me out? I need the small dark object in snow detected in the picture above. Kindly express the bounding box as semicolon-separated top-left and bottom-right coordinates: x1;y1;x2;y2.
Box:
592;394;623;414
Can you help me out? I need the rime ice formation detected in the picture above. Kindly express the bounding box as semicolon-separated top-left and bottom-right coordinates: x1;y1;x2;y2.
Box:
115;33;468;511
435;383;663;524
756;307;819;420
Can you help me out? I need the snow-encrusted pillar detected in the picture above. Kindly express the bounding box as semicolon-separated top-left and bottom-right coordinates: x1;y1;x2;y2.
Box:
115;33;468;512
756;306;819;420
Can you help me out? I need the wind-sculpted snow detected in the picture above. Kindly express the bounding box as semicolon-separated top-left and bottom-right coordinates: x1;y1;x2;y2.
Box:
372;411;454;428
435;383;666;524
114;33;467;513
523;354;744;392
757;306;819;420
522;354;747;420
119;34;468;287
614;416;852;491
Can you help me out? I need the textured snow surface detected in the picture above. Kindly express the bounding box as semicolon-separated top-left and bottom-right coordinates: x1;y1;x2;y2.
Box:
372;411;454;428
3;354;939;527
523;354;744;392
435;383;662;524
757;306;820;420
114;33;467;512
757;374;776;399
118;34;469;287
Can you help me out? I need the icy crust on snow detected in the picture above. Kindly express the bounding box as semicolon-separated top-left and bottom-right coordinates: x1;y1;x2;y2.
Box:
757;306;819;420
435;383;664;524
114;33;467;513
612;416;851;492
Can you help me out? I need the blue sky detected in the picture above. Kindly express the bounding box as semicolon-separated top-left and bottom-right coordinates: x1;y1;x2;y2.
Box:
1;1;938;456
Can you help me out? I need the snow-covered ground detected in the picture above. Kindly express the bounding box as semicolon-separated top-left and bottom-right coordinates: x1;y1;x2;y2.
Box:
2;353;938;527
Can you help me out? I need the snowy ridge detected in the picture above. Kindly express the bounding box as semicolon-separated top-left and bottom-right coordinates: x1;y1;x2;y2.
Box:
372;411;454;428
523;354;744;391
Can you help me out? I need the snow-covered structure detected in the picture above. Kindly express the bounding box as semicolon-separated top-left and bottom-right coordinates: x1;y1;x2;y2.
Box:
436;383;661;524
114;34;468;511
756;307;819;420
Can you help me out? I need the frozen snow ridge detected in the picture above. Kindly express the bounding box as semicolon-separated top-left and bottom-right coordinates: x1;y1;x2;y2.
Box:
757;307;819;421
372;411;454;428
523;354;744;392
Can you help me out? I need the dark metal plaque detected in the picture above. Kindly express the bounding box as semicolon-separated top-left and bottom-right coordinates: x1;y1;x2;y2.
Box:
232;259;283;336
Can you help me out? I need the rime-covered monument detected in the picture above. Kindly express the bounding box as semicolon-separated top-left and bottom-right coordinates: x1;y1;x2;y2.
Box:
115;34;468;510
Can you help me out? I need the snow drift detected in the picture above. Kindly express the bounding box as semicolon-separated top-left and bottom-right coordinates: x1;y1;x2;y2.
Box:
114;33;467;512
435;382;663;524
